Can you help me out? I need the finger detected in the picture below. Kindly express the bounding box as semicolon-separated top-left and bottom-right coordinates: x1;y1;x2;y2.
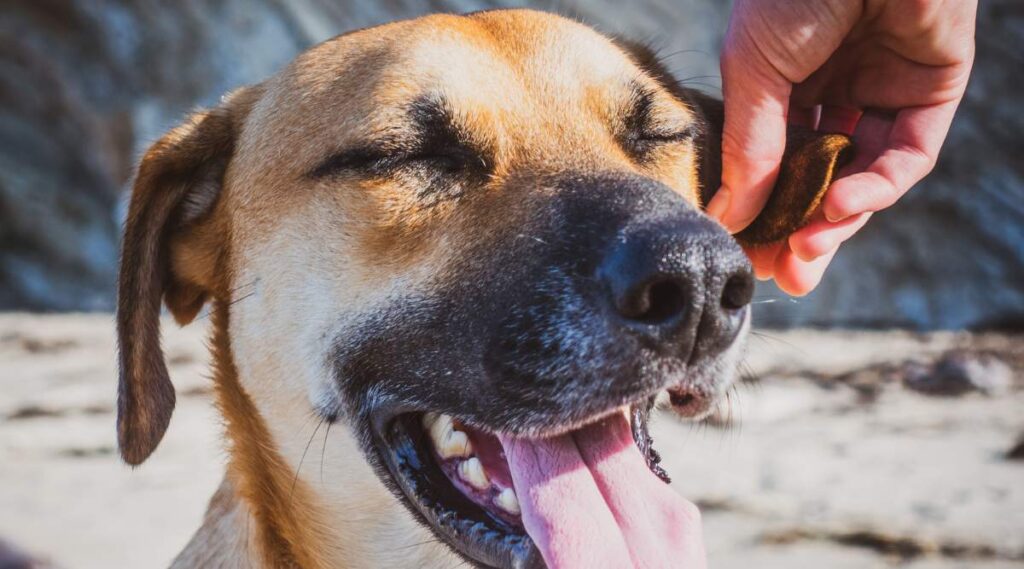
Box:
788;212;871;261
817;105;861;135
788;105;820;129
839;109;896;172
824;100;958;221
743;242;784;281
773;246;837;297
708;36;792;232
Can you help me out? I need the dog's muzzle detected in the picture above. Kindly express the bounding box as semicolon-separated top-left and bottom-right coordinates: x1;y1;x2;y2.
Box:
342;172;755;569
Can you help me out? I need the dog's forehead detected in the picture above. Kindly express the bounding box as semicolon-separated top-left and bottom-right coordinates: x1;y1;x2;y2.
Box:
318;11;640;97
254;11;653;153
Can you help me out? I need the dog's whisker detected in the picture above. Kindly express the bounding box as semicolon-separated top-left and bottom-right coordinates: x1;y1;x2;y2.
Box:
730;386;745;440
655;47;714;62
228;277;260;295
750;296;800;305
320;421;333;486
196;290;258;321
750;330;806;355
293;410;324;444
680;81;723;92
290;417;326;502
227;291;257;308
516;233;550;246
394;536;445;553
738;359;760;384
676;74;721;84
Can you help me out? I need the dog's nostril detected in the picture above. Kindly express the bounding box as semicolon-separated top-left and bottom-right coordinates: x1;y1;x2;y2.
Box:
632;278;687;324
668;390;697;408
721;273;754;311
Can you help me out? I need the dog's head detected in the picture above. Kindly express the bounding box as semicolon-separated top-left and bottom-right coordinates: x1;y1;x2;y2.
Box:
116;10;848;568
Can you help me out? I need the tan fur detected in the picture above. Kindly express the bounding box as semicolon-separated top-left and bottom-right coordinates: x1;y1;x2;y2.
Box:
173;303;336;568
116;10;849;568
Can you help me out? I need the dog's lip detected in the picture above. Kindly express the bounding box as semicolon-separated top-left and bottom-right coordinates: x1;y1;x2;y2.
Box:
367;401;664;569
370;412;541;569
666;382;716;419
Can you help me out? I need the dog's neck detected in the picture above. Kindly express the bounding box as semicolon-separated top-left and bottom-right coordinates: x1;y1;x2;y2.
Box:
171;301;332;568
172;301;454;569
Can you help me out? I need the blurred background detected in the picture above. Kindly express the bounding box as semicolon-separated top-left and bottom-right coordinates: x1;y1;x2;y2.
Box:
0;1;1021;568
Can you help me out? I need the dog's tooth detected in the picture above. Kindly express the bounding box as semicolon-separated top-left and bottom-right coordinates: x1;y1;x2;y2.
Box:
458;457;490;490
438;430;473;459
422;412;440;430
426;413;454;447
494;487;520;515
424;413;473;458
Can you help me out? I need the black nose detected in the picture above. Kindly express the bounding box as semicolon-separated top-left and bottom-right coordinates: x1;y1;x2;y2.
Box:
597;214;754;361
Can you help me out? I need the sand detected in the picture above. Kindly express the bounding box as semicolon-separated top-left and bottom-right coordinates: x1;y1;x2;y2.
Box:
1;314;1021;568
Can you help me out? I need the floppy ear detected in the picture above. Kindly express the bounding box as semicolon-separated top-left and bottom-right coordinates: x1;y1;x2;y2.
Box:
117;87;257;465
689;94;853;246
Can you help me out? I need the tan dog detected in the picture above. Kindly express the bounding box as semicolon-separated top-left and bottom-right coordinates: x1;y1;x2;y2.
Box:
117;9;848;568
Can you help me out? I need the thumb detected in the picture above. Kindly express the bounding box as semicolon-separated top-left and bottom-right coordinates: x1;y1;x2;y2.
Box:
706;39;791;233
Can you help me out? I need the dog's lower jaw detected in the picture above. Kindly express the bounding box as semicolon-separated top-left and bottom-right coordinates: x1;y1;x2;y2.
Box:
172;301;458;569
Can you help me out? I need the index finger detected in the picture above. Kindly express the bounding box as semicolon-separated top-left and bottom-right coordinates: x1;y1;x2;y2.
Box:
707;40;792;233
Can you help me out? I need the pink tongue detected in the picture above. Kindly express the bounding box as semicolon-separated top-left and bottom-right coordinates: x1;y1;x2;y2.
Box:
499;414;702;569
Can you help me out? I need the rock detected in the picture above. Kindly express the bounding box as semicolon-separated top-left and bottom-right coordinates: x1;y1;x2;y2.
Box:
1;1;1022;328
904;351;1014;397
0;538;51;569
1007;433;1024;461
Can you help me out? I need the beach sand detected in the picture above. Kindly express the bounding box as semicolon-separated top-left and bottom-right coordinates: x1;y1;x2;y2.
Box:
1;314;1021;568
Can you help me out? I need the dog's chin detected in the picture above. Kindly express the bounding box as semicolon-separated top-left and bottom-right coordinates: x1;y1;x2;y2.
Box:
365;395;679;569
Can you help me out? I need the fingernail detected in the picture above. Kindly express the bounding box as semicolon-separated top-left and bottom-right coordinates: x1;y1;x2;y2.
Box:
706;188;731;221
823;202;849;223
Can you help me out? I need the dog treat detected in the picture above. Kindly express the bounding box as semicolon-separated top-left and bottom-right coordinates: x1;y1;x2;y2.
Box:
735;129;854;246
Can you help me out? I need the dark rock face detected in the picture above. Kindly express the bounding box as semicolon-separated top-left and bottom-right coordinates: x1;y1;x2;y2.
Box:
902;350;1013;397
0;537;51;568
1008;434;1024;461
0;1;1021;328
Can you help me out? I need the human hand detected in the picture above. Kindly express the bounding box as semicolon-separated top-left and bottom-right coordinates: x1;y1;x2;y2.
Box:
706;0;977;295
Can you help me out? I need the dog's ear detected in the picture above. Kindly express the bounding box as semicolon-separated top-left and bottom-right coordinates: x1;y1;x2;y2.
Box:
117;86;258;466
687;93;853;246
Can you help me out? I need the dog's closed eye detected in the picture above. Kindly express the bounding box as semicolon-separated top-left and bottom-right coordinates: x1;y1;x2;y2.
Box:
310;143;480;178
620;84;698;160
309;95;491;201
396;144;485;177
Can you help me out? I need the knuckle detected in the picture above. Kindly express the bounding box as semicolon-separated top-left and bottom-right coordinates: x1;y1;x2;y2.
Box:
802;240;828;260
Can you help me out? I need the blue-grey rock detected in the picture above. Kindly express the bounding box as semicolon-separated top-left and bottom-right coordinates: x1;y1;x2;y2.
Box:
0;0;1021;329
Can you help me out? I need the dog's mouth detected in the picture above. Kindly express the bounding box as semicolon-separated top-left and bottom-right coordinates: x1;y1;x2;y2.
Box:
371;403;672;568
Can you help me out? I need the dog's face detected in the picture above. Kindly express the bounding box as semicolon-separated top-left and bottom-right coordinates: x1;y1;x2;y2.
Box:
116;10;849;569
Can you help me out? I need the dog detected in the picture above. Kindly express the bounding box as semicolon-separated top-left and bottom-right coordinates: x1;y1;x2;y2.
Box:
116;9;849;568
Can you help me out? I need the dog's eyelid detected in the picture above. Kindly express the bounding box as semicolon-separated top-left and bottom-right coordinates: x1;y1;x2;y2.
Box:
308;147;388;179
640;123;698;143
307;135;421;178
308;140;487;181
622;83;697;146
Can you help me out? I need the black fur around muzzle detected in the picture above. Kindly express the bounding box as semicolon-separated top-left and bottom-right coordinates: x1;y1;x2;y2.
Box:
332;171;752;433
